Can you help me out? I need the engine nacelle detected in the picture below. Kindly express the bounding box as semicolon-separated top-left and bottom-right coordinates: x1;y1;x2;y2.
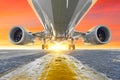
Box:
83;25;111;45
9;26;34;45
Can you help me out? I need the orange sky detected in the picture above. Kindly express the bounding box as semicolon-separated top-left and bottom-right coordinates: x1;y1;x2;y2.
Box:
0;0;120;48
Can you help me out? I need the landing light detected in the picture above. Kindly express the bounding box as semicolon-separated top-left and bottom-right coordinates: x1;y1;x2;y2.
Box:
49;42;67;51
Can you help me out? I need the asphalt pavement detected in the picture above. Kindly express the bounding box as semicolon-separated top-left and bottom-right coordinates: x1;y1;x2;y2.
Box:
0;49;120;80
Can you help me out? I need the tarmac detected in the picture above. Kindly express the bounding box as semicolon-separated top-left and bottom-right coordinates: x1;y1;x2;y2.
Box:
0;51;111;80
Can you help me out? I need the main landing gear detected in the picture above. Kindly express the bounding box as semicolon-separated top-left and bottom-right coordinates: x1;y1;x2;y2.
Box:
42;38;48;50
69;38;75;50
41;38;75;50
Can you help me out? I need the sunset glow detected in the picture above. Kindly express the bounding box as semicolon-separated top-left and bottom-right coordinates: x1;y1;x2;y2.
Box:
0;0;120;48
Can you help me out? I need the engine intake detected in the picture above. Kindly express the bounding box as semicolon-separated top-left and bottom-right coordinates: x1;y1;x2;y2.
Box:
83;25;111;45
9;26;34;45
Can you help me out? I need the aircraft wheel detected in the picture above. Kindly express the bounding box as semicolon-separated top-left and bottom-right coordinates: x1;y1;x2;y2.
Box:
42;44;48;50
42;44;45;50
69;44;75;50
72;45;75;50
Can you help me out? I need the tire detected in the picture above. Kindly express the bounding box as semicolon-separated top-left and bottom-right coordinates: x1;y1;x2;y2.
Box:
69;44;75;50
72;45;75;50
42;44;48;50
42;44;45;50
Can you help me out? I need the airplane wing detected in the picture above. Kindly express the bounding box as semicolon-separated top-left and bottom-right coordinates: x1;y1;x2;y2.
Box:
71;31;85;40
33;31;45;39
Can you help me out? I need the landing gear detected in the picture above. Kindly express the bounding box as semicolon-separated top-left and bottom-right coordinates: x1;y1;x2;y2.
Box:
69;38;75;50
42;44;48;50
69;44;75;50
42;38;48;50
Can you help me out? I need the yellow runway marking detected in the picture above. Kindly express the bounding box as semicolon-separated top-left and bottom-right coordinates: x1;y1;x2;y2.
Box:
38;55;79;80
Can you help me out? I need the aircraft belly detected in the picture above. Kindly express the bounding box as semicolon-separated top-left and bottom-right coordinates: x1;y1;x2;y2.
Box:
29;0;93;37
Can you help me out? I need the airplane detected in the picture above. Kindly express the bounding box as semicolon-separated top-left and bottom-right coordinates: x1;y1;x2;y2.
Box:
9;0;111;50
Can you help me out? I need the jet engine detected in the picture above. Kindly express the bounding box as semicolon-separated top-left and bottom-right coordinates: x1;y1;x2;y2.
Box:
9;26;34;45
83;25;111;45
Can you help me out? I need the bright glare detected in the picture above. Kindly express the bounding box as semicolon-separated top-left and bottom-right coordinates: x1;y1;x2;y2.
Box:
49;42;67;51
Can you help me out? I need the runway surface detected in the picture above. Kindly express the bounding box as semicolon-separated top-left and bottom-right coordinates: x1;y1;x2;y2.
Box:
0;50;47;76
0;49;120;80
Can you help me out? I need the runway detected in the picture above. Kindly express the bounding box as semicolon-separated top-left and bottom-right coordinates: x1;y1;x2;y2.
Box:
0;49;120;80
0;50;47;77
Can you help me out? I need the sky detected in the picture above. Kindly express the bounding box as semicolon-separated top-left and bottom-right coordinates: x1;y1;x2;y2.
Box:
0;0;120;48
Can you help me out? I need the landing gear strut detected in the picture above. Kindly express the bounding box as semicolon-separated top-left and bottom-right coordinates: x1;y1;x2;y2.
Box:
69;38;75;50
69;44;75;50
42;38;48;50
